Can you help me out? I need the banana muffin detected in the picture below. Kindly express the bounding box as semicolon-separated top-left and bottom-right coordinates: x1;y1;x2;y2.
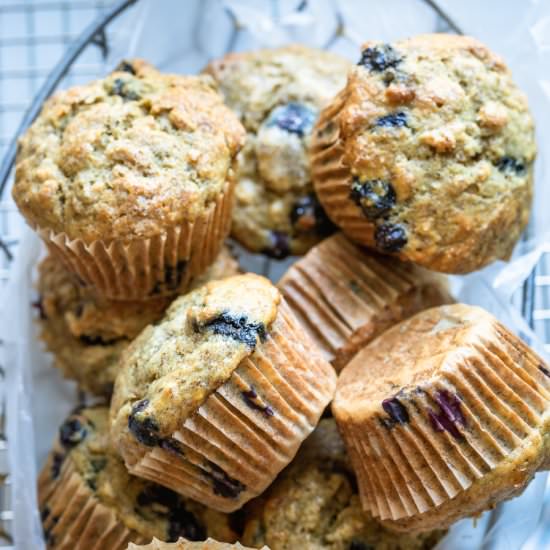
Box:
204;45;351;258
128;539;265;549
333;304;550;533
311;34;536;273
39;407;236;549
278;232;452;370
14;59;245;299
111;274;336;512
242;419;445;549
36;247;240;395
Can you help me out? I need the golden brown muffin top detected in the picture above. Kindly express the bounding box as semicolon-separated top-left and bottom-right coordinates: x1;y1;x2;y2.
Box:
320;34;535;272
111;274;280;448
43;407;236;543
14;59;245;242
242;419;444;549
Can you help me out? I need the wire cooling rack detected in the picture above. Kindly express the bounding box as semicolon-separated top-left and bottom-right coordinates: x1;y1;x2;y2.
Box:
0;0;547;548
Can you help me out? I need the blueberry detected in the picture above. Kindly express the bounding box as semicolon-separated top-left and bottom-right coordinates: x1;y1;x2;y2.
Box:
382;396;409;426
539;365;550;378
241;386;275;418
263;231;291;260
128;399;161;447
290;193;335;236
109;78;141;101
195;312;266;350
203;462;246;499
375;223;407;253
375;111;407;128
358;44;402;72
161;437;186;456
59;418;88;448
266;103;317;137
32;296;47;320
79;334;122;346
150;260;188;296
350;179;396;220
168;506;206;542
495;156;526;175
51;452;65;479
114;60;136;75
428;389;465;441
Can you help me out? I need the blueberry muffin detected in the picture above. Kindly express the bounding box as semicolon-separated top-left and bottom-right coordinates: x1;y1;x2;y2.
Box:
333;304;550;533
204;45;351;258
311;34;536;273
36;247;240;395
242;419;445;549
278;233;452;370
38;407;236;549
128;539;265;549
110;274;336;512
14;59;245;299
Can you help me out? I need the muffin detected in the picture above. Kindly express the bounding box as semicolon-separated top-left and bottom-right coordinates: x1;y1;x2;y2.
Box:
310;34;536;273
14;59;245;299
332;304;550;533
38;407;236;549
242;419;445;550
110;274;336;512
204;45;351;258
278;232;453;370
36;247;240;395
128;539;264;549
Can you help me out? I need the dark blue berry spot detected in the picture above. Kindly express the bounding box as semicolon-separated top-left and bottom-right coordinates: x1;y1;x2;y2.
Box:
495;156;526;175
109;78;141;100
51;452;65;480
128;399;161;447
375;223;407;253
32;296;47;320
59;418;88;448
196;312;266;350
381;396;409;428
539;365;550;378
350;179;396;220
349;542;374;550
428;389;465;441
290;193;335;236
114;60;137;75
242;386;274;418
79;334;124;346
375;111;408;128
266;103;317;137
203;462;246;499
161;437;187;456
358;45;402;72
150;260;188;295
262;231;291;260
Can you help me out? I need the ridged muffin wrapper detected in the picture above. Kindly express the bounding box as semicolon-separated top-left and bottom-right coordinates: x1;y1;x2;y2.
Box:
38;179;235;300
279;233;452;370
127;538;264;549
310;89;374;246
38;452;148;549
336;322;550;530
121;299;337;513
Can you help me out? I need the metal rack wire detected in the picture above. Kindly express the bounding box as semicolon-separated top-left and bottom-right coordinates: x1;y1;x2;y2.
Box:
0;0;547;547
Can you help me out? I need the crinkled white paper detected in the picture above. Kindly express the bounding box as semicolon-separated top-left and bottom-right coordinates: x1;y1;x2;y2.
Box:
2;1;550;548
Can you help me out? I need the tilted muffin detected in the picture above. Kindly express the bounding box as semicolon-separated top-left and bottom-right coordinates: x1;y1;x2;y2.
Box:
278;233;452;370
38;407;236;549
14;59;245;299
332;304;550;533
128;539;265;549
110;274;336;512
311;34;536;273
204;45;351;258
242;418;444;550
36;247;240;395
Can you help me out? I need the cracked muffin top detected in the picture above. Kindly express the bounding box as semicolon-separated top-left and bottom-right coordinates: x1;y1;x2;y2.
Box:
40;406;236;543
111;274;280;449
13;59;245;242
241;419;444;550
204;45;350;258
312;34;535;273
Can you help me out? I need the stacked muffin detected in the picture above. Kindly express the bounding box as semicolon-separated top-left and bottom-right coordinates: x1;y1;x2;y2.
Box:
12;36;548;550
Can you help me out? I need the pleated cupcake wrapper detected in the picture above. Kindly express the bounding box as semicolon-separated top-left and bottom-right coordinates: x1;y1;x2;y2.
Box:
125;300;337;513
128;538;264;549
38;454;148;550
339;323;550;522
38;180;235;300
279;233;452;370
310;89;374;246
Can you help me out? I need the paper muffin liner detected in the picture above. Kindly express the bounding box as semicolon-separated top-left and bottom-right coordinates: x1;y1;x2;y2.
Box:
310;89;372;246
336;321;550;531
38;452;148;550
39;179;235;300
122;299;337;513
128;538;264;549
278;232;452;370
